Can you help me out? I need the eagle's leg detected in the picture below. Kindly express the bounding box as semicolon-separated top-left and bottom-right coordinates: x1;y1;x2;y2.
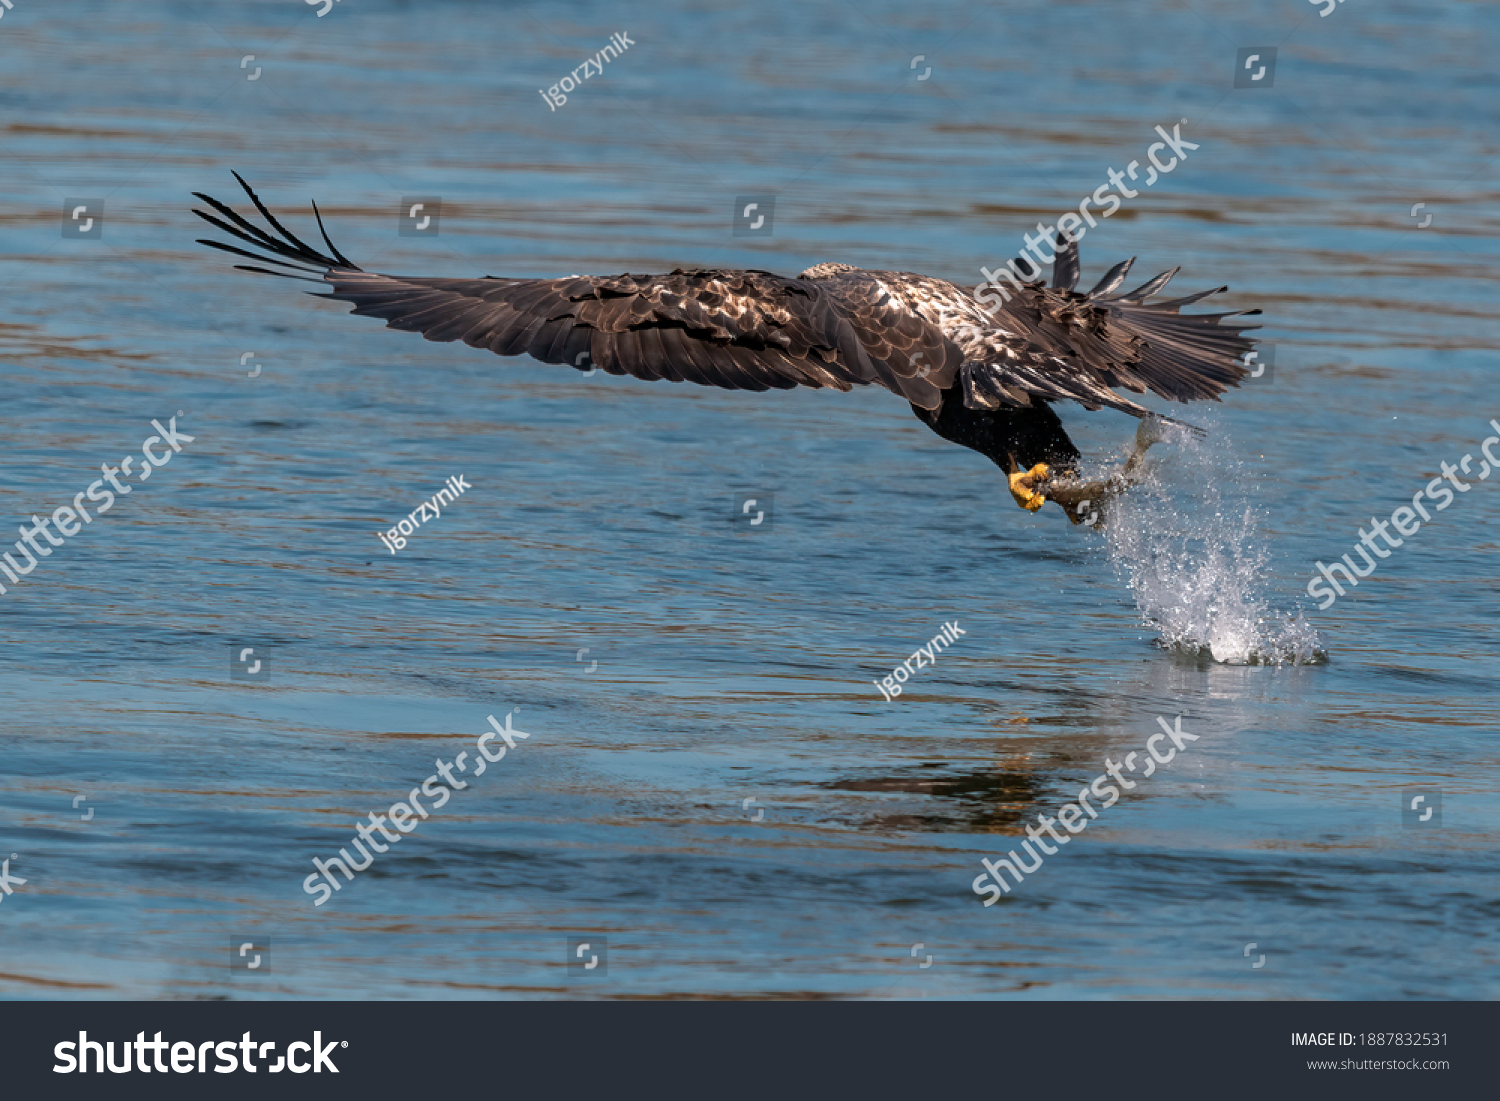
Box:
911;394;1083;514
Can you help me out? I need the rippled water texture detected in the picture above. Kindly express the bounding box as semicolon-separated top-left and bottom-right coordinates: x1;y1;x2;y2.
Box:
1;0;1497;999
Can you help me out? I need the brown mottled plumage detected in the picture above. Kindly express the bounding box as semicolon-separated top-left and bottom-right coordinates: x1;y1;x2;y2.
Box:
192;174;1260;522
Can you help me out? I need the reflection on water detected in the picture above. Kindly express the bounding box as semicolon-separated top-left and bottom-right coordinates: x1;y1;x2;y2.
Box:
1;0;1498;1000
823;765;1043;832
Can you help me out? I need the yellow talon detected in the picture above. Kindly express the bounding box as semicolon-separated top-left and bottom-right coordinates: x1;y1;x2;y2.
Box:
1007;462;1050;513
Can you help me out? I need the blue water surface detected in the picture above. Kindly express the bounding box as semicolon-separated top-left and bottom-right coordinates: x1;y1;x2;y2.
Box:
0;0;1496;998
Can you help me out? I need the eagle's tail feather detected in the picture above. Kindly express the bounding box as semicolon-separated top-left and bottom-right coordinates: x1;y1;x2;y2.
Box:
1084;257;1135;298
1117;267;1180;302
1051;235;1082;292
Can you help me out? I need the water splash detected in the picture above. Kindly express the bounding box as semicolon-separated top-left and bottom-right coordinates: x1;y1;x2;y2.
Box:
1091;420;1325;665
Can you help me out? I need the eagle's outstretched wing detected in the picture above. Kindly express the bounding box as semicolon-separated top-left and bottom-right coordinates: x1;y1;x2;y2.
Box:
975;235;1261;411
191;174;963;410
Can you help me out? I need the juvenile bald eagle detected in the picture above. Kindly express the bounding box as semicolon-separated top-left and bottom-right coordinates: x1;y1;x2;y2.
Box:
193;174;1259;521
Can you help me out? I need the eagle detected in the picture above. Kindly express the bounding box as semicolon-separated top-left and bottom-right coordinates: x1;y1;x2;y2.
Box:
192;174;1260;522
